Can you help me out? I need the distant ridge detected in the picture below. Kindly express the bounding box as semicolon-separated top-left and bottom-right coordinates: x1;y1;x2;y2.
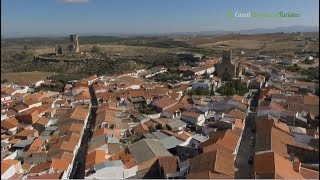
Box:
2;25;319;38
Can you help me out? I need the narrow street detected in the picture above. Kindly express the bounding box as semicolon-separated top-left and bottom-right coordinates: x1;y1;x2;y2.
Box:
69;83;98;179
235;90;259;179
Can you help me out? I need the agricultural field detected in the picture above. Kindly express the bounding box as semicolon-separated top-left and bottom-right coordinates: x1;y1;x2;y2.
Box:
1;71;58;83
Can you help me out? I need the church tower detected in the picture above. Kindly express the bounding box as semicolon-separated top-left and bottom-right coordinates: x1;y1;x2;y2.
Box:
222;50;232;62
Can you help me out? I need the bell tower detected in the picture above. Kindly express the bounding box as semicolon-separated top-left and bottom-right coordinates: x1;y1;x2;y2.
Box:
222;50;232;62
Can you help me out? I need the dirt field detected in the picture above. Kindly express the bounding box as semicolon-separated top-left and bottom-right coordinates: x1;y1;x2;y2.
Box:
1;71;58;83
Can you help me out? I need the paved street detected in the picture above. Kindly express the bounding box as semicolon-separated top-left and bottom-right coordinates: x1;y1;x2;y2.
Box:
69;84;98;179
235;90;259;179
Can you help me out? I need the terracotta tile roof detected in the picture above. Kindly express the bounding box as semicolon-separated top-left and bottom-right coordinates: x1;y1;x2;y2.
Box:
213;128;241;153
267;88;281;95
73;82;89;89
6;109;17;117
202;130;227;146
294;80;315;87
225;108;246;120
1;87;16;95
123;159;136;169
284;87;299;93
22;163;33;172
40;97;56;104
86;150;107;169
181;111;201;119
70;107;89;121
273;121;291;134
234;119;244;129
26;172;62;179
201;128;241;154
160;130;191;141
1;163;11;176
154;97;178;109
13;104;29;112
231;94;244;102
93;128;121;139
1;159;20;167
34;117;49;126
29;162;51;174
188;149;234;178
55;152;74;164
110;154;120;161
23;100;41;107
61;133;81;143
157;156;178;174
128;89;145;97
60;141;77;152
51;158;69;171
82;75;98;82
24;92;46;101
211;76;221;81
1;117;19;130
300;167;319;179
255;118;295;158
30;138;44;148
254;151;304;179
254;151;275;174
144;120;156;128
303;95;319;106
133;123;149;135
58;123;84;134
163;104;181;114
75;91;91;100
15;129;38;138
9;138;20;145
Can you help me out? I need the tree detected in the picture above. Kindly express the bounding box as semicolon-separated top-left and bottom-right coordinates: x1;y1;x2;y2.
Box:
216;79;248;96
91;45;101;53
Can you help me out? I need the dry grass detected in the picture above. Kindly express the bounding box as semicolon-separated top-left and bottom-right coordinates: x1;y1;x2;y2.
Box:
196;40;266;50
1;71;58;83
79;44;182;56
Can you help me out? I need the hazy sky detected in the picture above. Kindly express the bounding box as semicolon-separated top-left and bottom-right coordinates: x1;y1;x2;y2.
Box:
1;0;319;36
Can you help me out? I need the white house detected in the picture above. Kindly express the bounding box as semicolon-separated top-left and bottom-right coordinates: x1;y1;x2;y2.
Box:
1;164;16;179
1;95;11;102
87;160;125;179
289;126;316;144
181;111;205;125
192;80;211;91
34;80;45;87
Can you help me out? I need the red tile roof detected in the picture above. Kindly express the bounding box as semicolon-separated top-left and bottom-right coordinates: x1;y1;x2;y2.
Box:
154;97;178;109
26;172;62;179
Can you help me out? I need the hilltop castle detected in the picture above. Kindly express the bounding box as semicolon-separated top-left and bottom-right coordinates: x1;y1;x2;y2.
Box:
55;34;80;55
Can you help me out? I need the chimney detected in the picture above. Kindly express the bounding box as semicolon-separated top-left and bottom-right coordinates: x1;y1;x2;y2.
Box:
292;159;301;173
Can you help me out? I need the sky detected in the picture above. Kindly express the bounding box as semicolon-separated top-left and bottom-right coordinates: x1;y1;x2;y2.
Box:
1;0;319;36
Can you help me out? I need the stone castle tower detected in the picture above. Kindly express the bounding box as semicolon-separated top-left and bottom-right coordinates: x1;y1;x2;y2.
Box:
69;34;79;53
55;34;80;55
